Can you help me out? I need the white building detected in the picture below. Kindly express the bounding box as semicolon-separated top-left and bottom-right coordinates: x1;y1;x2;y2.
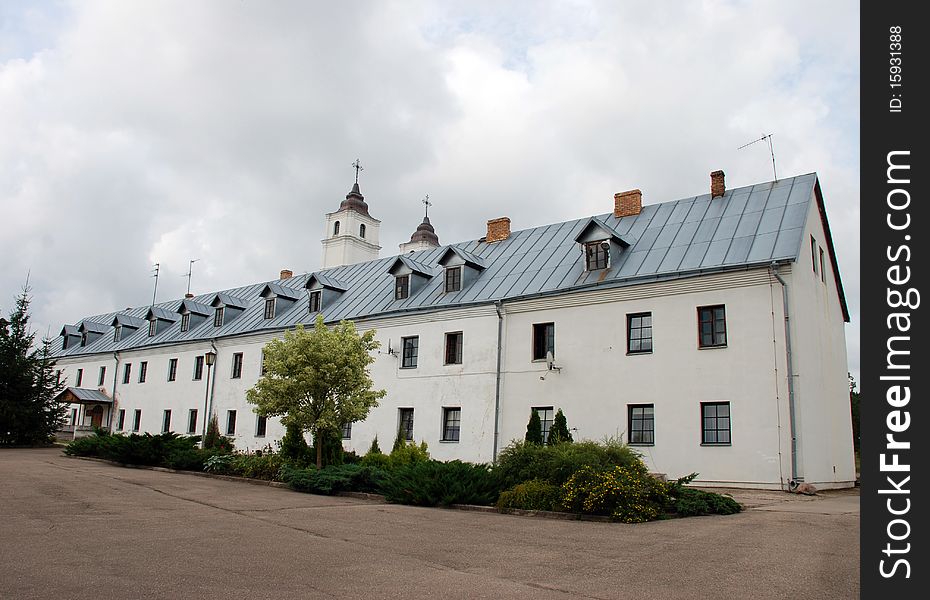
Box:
52;170;854;490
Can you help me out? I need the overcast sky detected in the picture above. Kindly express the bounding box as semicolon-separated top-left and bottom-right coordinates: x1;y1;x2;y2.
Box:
1;0;860;382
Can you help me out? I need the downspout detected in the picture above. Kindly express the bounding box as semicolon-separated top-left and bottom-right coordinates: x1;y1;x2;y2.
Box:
492;301;504;462
770;263;800;487
110;352;119;432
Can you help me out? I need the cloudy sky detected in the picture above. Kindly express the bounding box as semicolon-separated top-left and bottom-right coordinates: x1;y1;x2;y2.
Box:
1;0;860;381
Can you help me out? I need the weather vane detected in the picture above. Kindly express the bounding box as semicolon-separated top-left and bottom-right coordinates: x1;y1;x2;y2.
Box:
422;194;432;218
352;158;363;184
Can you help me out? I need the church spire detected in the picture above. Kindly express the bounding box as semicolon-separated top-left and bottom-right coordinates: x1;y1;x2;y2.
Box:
399;195;440;253
338;159;370;216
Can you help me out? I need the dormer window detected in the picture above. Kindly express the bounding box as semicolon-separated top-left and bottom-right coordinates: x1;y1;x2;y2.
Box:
333;221;340;235
113;326;121;342
264;298;276;320
585;240;610;270
180;313;191;332
360;223;366;238
444;267;462;293
81;332;88;347
148;319;157;337
308;290;322;313
214;307;225;327
395;275;410;300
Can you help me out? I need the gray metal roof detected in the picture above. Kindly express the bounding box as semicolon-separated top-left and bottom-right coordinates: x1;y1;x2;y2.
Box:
307;273;349;291
178;299;212;316
146;307;178;322
58;387;113;404
52;173;835;358
111;313;147;328
261;283;300;300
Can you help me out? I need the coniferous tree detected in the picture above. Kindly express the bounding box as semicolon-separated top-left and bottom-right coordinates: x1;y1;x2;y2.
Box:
548;408;573;444
525;410;542;445
368;435;382;455
392;423;407;452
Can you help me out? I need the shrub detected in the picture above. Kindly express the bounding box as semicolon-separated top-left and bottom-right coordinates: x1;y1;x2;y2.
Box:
671;488;742;517
313;427;345;467
525;411;542;445
368;436;382;455
281;464;386;495
392;425;407;452
496;479;562;512
66;431;209;470
561;464;670;523
279;422;313;466
548;409;573;444
63;433;109;457
389;440;430;468
204;454;236;474
381;460;498;507
494;439;642;490
232;453;285;480
360;451;392;471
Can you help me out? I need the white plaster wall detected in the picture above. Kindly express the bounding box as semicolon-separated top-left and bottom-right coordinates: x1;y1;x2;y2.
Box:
321;209;381;268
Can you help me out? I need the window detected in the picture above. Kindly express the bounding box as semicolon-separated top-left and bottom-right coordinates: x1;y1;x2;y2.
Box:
701;402;731;445
401;336;419;368
98;366;106;386
442;408;461;442
359;223;366;238
148;319;157;337
162;409;172;433
256;415;267;437
180;313;191;332
585;240;609;270
113;325;121;342
122;363;132;385
532;322;555;361
226;410;237;435
308;290;322;313
76;368;83;386
260;351;267;376
533;407;554;444
116;409;125;431
264;297;276;320
138;361;148;383
81;332;88;347
193;355;204;380
56;370;62;385
698;305;727;348
333;221;340;235
444;267;461;293
132;409;142;432
627;312;653;354
628;404;655;445
399;408;414;441
811;235;818;273
214;307;225;327
444;332;463;365
819;247;826;283
231;352;244;378
167;358;178;382
70;408;77;426
341;422;352;439
395;275;410;300
188;409;198;434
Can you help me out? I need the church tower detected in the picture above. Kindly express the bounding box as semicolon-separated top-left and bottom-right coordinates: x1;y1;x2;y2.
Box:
321;161;381;269
399;195;441;253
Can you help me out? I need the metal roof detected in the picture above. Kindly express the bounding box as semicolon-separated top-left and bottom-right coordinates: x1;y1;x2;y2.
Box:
57;387;113;404
178;299;212;316
261;283;300;300
111;313;147;328
52;173;840;358
307;273;349;291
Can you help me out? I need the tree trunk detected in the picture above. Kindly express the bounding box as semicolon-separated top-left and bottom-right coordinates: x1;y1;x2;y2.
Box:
316;435;323;470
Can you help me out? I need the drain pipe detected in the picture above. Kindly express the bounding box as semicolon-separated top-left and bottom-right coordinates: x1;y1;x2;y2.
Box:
770;262;800;488
492;301;504;462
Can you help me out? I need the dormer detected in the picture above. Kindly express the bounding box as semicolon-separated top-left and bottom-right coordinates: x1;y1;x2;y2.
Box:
176;299;212;332
210;293;249;327
60;325;82;350
305;273;349;314
437;247;486;294
110;314;146;342
573;217;632;271
78;321;110;347
387;256;434;300
259;283;300;320
145;307;179;337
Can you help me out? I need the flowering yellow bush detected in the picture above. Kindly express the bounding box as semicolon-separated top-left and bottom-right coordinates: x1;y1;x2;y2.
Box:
561;464;670;523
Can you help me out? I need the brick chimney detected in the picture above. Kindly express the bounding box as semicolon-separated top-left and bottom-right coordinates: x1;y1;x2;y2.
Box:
486;217;511;243
614;189;642;218
280;269;293;280
711;170;726;198
184;293;194;299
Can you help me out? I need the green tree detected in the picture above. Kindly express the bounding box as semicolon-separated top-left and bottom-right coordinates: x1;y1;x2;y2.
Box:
0;289;66;445
849;373;860;452
247;315;385;469
548;408;573;444
525;410;542;445
279;421;312;465
368;435;382;455
392;423;407;452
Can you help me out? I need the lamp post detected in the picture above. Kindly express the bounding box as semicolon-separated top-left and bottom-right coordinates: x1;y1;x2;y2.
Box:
201;350;216;447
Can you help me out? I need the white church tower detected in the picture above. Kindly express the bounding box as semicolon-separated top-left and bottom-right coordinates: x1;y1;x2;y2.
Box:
321;160;381;269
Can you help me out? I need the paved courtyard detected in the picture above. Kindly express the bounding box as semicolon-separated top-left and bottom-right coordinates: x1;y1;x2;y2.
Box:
0;448;858;599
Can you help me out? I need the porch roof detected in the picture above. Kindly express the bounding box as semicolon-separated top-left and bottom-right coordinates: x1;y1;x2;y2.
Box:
56;387;113;404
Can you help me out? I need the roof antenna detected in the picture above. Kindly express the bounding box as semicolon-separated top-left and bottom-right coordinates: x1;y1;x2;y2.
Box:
738;133;777;182
183;259;200;296
151;263;160;306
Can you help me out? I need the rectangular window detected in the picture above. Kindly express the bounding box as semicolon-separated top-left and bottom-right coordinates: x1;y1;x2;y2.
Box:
399;408;414;441
193;355;204;381
819;247;826;283
188;409;198;434
214;307;225;327
122;363;132;384
698;305;727;348
701;402;731;445
444;332;463;365
395;275;409;300
256;415;267;437
260;351;267;376
132;409;142;432
116;409;125;431
628;404;655;445
167;358;178;382
264;298;276;319
341;422;352;439
180;313;191;332
231;352;244;378
138;361;148;383
226;410;237;435
444;267;462;293
98;366;106;386
76;368;83;387
627;312;653;354
810;235;818;273
113;326;121;342
148;319;157;337
585;240;609;270
442;407;461;442
401;336;419;368
70;408;77;426
533;407;554;444
308;290;322;313
532;322;555;361
162;409;172;433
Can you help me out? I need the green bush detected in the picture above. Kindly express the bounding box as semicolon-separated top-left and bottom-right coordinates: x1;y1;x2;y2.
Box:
232;453;285;480
381;460;498;507
671;488;742;517
361;451;392;471
63;433;110;457
496;479;562;512
494;439;642;490
389;440;430;468
281;464;386;495
279;422;313;466
548;409;573;444
561;464;670;523
525;411;542;445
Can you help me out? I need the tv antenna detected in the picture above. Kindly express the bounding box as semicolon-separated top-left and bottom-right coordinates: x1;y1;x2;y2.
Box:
151;263;160;306
738;133;778;182
183;259;200;295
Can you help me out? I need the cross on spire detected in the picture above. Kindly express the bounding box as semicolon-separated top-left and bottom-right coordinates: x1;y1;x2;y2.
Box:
352;159;363;184
422;194;432;218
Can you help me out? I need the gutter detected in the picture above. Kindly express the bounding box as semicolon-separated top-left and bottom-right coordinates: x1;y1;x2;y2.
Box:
770;262;800;487
492;301;505;462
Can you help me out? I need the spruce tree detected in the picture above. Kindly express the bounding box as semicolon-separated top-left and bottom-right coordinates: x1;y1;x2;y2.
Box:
525;410;542;445
548;408;573;444
392;423;407;452
368;435;382;455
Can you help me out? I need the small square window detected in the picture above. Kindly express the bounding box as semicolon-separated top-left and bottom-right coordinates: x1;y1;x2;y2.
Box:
442;408;461;442
226;410;237;436
444;267;462;293
308;290;322;313
628;404;654;445
584;240;609;270
701;402;731;445
395;275;410;300
627;312;653;354
399;408;414;441
698;305;727;348
167;358;178;382
231;353;243;379
401;336;419;368
444;332;463;365
532;323;555;361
